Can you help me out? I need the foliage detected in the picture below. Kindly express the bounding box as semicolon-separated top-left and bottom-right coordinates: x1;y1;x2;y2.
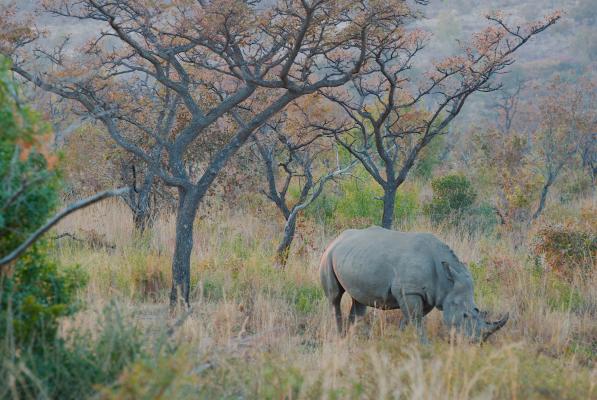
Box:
0;246;86;348
424;174;477;224
465;77;595;227
412;135;445;182
335;176;382;225
0;57;60;252
0;56;84;349
532;222;596;279
306;169;420;228
473;131;540;226
60;124;124;196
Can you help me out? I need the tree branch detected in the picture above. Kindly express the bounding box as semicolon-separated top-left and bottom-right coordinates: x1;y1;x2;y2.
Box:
0;187;129;268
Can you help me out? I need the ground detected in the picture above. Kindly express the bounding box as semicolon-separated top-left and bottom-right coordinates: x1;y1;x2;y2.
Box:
53;198;595;399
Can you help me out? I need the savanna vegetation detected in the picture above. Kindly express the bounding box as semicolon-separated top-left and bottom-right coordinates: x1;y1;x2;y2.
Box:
0;0;595;399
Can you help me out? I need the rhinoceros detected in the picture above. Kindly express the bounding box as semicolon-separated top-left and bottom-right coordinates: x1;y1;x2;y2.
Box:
319;226;508;342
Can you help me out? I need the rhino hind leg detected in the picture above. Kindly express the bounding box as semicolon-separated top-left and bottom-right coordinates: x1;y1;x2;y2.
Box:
320;257;345;334
332;296;343;335
348;298;367;326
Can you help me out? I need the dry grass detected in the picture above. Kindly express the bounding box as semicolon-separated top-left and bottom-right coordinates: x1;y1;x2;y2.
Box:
51;198;596;399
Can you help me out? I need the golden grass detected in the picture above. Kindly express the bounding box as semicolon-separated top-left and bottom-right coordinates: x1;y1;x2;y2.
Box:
52;198;596;399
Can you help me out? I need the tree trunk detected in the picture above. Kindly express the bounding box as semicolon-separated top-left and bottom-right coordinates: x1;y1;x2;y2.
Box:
275;211;298;268
532;173;555;221
132;205;152;233
131;181;153;232
381;186;397;229
122;163;156;233
169;188;199;310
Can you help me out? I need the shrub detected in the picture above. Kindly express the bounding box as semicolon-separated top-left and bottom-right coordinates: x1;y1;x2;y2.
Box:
424;174;477;224
0;246;86;349
0;56;85;349
532;222;596;279
0;60;60;253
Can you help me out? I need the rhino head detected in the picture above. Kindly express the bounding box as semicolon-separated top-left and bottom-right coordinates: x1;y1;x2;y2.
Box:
440;262;509;342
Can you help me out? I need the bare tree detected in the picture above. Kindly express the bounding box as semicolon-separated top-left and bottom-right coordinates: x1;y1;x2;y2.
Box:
465;76;595;229
1;0;400;308
319;11;560;229
530;77;596;220
494;79;523;135
253;116;354;268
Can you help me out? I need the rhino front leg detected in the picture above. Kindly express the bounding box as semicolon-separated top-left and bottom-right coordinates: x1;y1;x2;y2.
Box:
396;293;428;344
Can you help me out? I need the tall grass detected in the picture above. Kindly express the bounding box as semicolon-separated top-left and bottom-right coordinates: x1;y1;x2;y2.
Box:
12;193;595;398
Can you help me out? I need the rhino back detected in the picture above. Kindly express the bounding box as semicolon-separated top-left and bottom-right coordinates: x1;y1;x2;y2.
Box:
329;227;448;308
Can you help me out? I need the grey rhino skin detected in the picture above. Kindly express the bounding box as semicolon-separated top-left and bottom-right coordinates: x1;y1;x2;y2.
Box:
320;226;508;342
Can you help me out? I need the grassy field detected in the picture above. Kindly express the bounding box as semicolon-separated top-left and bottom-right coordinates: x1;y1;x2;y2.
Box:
43;193;597;399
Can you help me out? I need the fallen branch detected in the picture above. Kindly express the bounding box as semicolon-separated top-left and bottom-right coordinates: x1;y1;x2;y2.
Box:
52;232;86;243
52;231;117;250
0;187;129;268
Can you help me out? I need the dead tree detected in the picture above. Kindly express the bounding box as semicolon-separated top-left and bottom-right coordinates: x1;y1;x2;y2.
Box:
319;12;559;229
2;0;394;309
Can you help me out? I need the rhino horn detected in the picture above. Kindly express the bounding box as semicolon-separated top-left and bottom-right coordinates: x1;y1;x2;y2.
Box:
482;312;509;340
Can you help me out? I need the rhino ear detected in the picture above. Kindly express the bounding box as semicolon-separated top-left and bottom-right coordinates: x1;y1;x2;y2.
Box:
442;261;455;282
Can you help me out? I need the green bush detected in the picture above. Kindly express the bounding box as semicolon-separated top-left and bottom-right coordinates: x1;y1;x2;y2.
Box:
1;246;86;349
0;56;134;399
0;56;85;349
0;60;60;252
424;174;477;225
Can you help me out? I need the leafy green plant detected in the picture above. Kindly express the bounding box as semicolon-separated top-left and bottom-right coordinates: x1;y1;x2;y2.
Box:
1;246;86;349
0;60;60;252
424;174;477;224
0;56;84;349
